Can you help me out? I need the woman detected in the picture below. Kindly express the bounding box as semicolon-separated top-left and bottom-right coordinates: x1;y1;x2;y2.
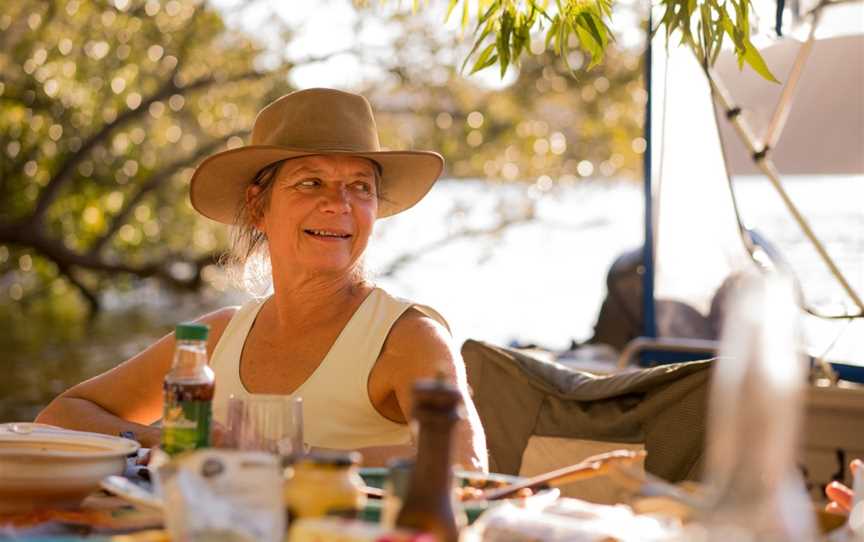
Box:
36;88;488;471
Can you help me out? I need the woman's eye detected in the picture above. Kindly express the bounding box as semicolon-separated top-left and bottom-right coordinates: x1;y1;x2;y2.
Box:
296;178;320;188
352;182;373;194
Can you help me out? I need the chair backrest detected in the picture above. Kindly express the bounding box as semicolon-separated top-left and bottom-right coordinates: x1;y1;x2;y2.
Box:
462;339;713;484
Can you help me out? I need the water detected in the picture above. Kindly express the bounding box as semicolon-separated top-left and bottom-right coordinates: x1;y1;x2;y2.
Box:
1;175;861;422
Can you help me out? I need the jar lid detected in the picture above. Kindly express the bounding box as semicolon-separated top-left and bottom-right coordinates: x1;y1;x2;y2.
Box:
295;450;361;468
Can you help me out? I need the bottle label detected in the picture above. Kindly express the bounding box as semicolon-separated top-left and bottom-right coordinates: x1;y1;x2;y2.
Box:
162;398;211;455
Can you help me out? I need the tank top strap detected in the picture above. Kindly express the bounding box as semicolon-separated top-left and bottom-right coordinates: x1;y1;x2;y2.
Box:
310;289;451;389
210;296;268;424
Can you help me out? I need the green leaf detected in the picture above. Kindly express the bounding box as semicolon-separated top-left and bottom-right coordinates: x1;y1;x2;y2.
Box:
582;12;608;48
497;9;513;77
545;16;560;51
572;23;601;67
511;13;529;62
597;0;613;18
460;26;494;73
742;40;779;82
469;42;498;74
476;0;500;30
445;0;460;22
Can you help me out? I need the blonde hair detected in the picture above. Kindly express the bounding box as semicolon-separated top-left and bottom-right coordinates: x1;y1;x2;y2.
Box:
222;157;384;296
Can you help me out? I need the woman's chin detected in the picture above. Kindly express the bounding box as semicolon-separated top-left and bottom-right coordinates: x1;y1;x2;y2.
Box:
301;258;358;277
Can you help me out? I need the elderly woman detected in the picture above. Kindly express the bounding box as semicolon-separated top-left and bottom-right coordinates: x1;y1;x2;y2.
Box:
36;88;488;471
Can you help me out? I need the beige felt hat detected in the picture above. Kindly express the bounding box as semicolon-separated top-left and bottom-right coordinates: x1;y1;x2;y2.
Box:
189;88;444;223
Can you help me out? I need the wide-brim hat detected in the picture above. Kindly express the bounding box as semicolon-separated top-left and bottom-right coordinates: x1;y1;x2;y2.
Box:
190;88;444;223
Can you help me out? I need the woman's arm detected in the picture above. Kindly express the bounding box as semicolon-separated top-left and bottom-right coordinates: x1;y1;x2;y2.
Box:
374;309;489;473
35;307;236;446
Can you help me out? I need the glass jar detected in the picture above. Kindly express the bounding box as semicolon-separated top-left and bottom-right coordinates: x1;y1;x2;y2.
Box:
283;451;367;524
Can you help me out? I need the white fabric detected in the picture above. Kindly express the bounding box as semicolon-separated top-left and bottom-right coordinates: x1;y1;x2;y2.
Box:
209;287;448;450
650;34;755;323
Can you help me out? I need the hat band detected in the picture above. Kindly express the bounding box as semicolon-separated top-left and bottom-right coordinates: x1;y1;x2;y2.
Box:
256;143;382;154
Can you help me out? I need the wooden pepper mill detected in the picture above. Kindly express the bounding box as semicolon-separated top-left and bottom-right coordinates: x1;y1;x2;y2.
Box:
395;375;462;542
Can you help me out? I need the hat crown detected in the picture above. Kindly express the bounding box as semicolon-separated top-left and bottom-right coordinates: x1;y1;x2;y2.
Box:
251;88;381;153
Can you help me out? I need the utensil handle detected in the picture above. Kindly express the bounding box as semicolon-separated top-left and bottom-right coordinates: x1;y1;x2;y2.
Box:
482;450;646;501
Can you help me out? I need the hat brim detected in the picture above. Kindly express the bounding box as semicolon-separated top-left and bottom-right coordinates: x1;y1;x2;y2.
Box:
189;145;444;224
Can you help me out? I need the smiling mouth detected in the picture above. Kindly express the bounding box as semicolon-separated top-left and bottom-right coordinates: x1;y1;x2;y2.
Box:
304;229;352;239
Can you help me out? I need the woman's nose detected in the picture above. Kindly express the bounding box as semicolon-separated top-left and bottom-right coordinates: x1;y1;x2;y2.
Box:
318;186;351;213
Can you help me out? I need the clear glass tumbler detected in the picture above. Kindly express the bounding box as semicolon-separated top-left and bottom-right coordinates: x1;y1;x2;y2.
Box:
225;395;305;462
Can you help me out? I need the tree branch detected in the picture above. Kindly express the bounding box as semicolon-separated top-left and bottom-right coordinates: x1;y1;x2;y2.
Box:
377;215;534;278
87;131;247;256
0;223;215;292
29;67;268;229
55;261;101;314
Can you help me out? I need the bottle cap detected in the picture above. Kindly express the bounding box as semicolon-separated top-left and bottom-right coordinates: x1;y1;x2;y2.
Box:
175;322;209;341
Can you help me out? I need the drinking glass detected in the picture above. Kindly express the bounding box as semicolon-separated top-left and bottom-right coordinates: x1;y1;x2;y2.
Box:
225;395;305;461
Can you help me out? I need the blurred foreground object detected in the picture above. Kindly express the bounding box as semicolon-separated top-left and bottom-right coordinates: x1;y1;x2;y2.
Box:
289;517;432;542
465;496;679;541
0;422;138;513
159;449;283;542
283;451;367;523
395;377;463;542
699;273;817;541
225;394;304;459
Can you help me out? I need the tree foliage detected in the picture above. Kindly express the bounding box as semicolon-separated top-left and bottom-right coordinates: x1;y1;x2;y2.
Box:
0;0;643;320
0;0;292;315
361;12;644;185
357;0;776;81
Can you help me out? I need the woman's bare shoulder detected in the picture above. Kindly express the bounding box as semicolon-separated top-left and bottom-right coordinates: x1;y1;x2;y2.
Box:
394;306;449;338
380;307;456;371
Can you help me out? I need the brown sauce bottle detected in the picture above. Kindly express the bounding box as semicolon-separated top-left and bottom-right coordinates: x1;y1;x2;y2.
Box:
395;376;462;542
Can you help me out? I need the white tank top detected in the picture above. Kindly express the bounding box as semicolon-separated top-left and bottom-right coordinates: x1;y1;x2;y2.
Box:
209;287;448;450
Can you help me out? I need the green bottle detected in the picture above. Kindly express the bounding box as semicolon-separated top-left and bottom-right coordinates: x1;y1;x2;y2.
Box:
161;323;215;456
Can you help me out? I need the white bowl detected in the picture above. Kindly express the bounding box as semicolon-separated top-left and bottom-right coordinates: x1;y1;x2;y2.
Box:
0;423;139;512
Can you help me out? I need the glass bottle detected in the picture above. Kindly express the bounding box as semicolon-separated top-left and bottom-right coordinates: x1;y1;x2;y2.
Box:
161;322;214;456
700;273;817;541
395;376;462;542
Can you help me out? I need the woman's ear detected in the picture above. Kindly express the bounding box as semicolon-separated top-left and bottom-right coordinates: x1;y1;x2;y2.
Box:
245;184;264;230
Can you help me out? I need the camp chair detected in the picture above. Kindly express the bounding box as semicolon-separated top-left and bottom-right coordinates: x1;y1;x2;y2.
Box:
462;339;712;504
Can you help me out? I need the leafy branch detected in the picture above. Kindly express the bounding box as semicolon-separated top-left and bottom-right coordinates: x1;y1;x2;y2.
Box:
360;0;776;81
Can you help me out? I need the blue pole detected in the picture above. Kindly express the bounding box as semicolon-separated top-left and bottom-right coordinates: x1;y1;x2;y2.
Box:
642;11;657;340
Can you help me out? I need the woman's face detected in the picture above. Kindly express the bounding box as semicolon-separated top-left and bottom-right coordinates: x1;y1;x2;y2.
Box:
255;155;379;277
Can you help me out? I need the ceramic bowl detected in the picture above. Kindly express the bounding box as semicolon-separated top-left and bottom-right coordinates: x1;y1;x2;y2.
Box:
0;423;139;512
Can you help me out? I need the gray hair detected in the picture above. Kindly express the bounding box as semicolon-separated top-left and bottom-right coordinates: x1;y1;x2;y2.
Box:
221;158;385;296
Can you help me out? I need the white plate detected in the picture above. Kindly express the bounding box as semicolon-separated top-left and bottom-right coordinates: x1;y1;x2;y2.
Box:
100;475;164;511
0;423;139;512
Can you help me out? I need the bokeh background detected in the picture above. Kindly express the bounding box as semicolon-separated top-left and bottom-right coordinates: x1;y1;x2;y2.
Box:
1;0;861;422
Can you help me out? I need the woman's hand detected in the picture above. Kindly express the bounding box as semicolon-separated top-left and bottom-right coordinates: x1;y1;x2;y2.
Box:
825;459;861;515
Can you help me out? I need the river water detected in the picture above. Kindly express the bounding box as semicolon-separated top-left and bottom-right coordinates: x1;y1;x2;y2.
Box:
1;175;861;422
